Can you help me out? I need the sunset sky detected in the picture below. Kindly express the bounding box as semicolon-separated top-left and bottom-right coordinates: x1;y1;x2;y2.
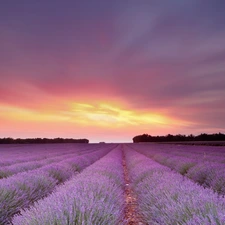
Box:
1;1;225;142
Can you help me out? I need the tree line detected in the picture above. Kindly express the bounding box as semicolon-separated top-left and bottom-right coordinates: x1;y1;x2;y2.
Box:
133;133;225;143
0;138;89;144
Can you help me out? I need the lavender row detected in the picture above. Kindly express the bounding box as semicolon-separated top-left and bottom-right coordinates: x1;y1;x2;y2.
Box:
13;146;125;225
0;143;101;167
0;144;104;179
0;144;73;165
124;146;225;225
133;144;225;195
0;151;82;179
131;143;225;162
0;143;91;167
0;146;112;224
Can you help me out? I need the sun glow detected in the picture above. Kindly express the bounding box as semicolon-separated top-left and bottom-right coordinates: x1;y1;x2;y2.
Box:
67;102;171;127
0;100;190;138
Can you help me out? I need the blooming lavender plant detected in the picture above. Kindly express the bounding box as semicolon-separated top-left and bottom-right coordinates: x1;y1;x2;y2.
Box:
12;146;125;225
0;144;106;180
124;146;225;225
131;143;225;195
0;145;111;224
0;143;98;167
0;152;77;179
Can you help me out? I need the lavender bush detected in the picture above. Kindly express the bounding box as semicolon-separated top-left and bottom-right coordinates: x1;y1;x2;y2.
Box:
0;143;97;167
13;147;125;225
0;144;78;166
124;146;225;225
132;143;225;195
0;146;110;224
0;152;82;179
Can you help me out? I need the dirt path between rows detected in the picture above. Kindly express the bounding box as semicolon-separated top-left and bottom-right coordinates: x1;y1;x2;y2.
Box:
122;148;146;225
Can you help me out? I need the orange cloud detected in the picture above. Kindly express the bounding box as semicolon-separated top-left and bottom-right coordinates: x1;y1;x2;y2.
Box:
66;102;170;127
0;98;194;142
0;99;190;128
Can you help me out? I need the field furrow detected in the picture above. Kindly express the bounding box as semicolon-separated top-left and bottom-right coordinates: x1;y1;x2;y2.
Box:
122;146;146;225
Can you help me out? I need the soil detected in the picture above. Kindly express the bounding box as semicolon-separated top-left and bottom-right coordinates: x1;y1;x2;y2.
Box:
122;149;147;225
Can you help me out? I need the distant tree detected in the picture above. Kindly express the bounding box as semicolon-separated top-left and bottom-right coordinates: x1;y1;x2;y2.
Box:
0;138;89;144
132;133;225;143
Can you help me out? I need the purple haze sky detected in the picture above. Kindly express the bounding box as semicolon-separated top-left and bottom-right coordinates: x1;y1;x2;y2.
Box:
0;0;225;142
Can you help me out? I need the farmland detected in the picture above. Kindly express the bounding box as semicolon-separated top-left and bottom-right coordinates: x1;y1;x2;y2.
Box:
0;143;225;225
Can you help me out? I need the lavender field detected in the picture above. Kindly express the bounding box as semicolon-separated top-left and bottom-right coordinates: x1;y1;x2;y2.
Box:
1;143;225;225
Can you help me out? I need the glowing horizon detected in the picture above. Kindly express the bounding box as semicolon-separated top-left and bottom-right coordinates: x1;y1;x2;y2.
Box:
0;99;195;142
